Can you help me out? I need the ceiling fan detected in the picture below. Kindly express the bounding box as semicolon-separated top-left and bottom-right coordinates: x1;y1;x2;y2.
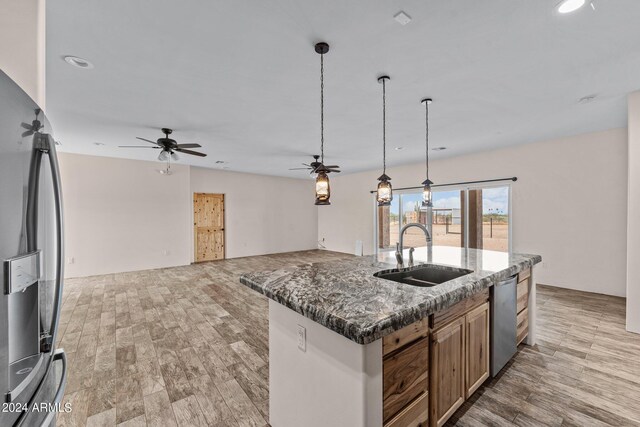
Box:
21;109;44;137
119;128;207;160
289;154;340;174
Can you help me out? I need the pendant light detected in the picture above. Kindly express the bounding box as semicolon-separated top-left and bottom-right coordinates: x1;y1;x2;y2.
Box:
314;42;331;206
421;98;434;208
376;76;392;206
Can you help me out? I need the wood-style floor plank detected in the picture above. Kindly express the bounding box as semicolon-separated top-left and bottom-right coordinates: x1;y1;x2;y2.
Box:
58;250;640;426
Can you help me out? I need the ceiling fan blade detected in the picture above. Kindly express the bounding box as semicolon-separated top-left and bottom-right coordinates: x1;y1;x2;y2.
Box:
176;143;201;149
118;145;160;148
289;167;311;170
301;163;312;167
175;148;207;157
324;165;340;169
136;137;160;145
21;122;32;130
22;130;34;138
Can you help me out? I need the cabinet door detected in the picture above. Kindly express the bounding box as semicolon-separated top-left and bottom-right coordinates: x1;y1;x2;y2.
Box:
465;302;490;398
429;317;465;427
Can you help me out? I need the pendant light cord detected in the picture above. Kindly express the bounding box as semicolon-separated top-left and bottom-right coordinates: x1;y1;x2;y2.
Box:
320;52;324;164
382;77;386;175
425;101;429;180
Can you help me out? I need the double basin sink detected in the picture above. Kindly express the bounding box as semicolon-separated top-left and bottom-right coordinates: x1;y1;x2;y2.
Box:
374;264;473;287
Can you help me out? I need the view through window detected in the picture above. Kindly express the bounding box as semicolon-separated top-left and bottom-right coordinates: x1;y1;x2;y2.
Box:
376;185;510;253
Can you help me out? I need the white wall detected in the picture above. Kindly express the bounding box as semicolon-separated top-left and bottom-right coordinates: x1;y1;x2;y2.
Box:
58;154;318;277
627;93;640;332
318;129;628;297
0;0;46;107
59;153;192;277
190;166;318;259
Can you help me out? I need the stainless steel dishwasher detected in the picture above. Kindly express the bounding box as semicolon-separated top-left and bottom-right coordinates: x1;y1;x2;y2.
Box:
490;275;518;376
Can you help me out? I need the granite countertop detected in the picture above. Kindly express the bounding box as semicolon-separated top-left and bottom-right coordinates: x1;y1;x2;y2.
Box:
239;246;542;345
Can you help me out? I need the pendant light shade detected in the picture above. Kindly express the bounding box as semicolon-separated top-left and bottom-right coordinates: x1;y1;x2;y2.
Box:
377;174;392;206
422;178;433;207
421;98;434;208
376;76;392;206
158;150;169;162
314;42;332;206
315;168;331;205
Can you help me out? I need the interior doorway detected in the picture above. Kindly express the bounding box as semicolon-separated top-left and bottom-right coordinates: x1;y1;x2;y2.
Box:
193;193;225;262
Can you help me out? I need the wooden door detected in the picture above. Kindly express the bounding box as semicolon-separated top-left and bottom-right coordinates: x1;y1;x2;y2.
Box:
465;302;490;398
193;193;225;262
429;317;465;427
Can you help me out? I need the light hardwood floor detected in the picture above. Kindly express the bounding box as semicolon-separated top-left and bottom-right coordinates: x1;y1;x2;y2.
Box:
56;250;640;427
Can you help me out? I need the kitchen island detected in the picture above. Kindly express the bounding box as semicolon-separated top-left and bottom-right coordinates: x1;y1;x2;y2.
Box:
240;246;541;427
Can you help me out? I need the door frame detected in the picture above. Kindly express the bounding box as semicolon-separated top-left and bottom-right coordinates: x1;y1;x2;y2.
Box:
192;192;226;263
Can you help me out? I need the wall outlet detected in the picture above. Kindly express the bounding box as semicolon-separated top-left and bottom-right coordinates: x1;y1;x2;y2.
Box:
297;324;306;352
163;250;170;256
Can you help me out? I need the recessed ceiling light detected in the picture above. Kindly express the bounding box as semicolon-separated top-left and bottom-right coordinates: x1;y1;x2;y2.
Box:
215;160;227;164
557;0;586;14
432;146;447;151
578;94;597;104
63;55;94;69
394;146;404;151
394;11;412;25
93;142;105;146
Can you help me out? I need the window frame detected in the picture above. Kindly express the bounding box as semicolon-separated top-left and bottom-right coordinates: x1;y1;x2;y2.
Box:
373;182;513;255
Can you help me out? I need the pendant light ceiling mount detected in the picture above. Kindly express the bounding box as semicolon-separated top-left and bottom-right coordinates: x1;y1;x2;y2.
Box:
314;42;329;55
421;98;433;105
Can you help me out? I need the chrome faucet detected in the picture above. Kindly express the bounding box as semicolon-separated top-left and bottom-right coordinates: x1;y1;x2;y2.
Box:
396;223;432;269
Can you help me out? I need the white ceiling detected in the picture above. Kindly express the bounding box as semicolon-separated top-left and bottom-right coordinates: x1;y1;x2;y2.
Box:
46;0;640;178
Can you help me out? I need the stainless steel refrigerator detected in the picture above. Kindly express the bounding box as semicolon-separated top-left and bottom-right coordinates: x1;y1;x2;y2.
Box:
1;70;67;426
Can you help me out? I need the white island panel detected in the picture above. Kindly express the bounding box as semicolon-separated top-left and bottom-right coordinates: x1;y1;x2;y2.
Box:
269;300;382;427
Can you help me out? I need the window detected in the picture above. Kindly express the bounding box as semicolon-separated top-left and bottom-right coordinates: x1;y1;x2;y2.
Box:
375;184;511;254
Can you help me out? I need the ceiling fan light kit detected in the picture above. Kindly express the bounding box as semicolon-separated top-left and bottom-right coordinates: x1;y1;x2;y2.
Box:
119;127;207;166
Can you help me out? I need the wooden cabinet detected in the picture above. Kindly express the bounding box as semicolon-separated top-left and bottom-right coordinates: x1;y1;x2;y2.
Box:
383;337;429;422
429;317;465;427
465;302;490;398
516;268;531;345
383;320;429;427
429;295;490;427
385;392;429;427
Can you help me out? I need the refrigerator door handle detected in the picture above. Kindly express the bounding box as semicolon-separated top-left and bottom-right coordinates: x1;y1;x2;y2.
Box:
40;133;65;352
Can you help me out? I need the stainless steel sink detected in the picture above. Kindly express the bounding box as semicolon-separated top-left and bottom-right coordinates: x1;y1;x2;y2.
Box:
374;264;473;287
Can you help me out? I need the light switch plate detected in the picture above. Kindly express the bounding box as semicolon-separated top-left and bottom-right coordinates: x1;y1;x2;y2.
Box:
297;325;306;352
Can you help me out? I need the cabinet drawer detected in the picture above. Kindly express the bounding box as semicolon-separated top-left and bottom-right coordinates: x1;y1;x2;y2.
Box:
383;337;429;422
430;288;489;331
516;279;529;313
384;392;429;427
516;307;529;345
384;318;429;356
517;268;531;283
